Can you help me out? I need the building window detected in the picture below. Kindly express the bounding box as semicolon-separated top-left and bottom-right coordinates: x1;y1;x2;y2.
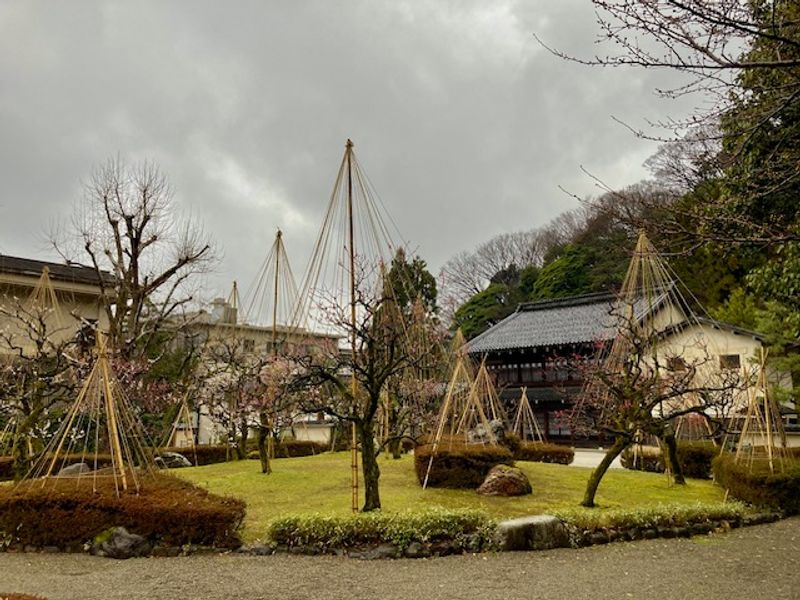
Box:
719;354;740;370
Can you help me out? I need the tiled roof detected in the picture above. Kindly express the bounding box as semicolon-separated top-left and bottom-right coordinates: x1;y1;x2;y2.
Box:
466;289;762;354
466;293;619;354
0;254;114;287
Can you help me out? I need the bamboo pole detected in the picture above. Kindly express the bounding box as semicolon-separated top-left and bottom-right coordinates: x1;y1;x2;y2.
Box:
346;139;359;513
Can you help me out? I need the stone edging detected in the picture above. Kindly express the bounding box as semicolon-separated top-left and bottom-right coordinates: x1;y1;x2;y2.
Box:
0;511;783;559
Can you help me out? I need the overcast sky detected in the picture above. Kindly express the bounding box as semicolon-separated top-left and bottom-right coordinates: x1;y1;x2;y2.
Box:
0;1;694;303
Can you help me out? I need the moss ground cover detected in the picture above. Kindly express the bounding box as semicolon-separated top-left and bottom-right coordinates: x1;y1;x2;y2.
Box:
177;451;725;542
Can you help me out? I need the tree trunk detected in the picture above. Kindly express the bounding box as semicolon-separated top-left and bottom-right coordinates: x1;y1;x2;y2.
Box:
257;412;272;474
11;432;30;482
358;420;381;511
11;412;38;481
237;416;249;460
388;437;402;459
582;436;627;508
661;431;685;485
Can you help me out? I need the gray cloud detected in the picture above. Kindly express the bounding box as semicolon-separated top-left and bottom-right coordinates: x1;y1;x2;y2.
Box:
0;1;694;301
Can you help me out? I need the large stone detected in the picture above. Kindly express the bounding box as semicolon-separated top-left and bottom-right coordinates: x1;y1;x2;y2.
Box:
91;527;152;559
467;419;506;444
155;451;192;469
477;464;532;497
57;462;91;476
495;515;570;551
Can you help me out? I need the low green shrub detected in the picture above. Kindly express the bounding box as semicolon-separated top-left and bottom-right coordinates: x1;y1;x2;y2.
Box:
500;432;521;455
621;442;717;479
515;442;574;465
0;472;245;548
676;442;717;479
275;440;328;458
713;452;800;514
268;508;494;551
160;444;230;466
555;501;749;531
620;445;662;473
414;443;513;488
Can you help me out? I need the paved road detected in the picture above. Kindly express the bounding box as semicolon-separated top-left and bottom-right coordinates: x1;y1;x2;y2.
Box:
2;517;798;600
571;448;623;469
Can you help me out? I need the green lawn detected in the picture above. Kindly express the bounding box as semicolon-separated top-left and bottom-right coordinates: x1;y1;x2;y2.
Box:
176;452;725;542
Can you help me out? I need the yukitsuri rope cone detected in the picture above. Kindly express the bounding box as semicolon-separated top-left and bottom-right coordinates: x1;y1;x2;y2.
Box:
732;348;790;475
421;353;505;490
291;140;424;512
23;332;156;496
513;387;545;443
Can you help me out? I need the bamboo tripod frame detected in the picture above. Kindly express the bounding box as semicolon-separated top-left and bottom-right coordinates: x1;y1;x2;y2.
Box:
30;332;155;496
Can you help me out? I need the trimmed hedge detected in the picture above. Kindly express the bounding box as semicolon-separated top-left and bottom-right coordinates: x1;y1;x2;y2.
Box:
268;508;494;551
160;445;230;466
621;442;717;479
0;472;245;549
713;453;800;515
620;445;662;473
246;440;329;460
555;501;748;531
515;442;574;465
0;457;13;481
414;443;513;488
0;454;116;482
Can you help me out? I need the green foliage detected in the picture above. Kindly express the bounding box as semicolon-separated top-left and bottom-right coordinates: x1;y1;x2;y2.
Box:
0;473;245;548
452;283;521;339
414;443;514;488
267;508;494;550
515;442;575;465
386;248;438;314
713;453;800;514
555;501;748;531
528;244;592;300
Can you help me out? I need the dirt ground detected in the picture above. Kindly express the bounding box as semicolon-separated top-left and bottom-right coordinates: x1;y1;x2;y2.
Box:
1;517;798;600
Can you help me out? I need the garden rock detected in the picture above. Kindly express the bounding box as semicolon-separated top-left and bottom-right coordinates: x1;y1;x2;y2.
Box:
91;527;151;559
155;452;192;469
495;515;570;551
477;464;532;496
351;543;399;560
57;462;91;476
403;541;430;558
467;419;506;444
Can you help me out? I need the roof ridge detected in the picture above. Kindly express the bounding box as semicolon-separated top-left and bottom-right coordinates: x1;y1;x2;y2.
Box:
517;291;616;312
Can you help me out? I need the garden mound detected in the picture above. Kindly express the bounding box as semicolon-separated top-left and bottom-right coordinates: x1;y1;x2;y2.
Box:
621;442;716;479
414;442;513;488
713;452;800;514
515;442;574;465
0;472;245;550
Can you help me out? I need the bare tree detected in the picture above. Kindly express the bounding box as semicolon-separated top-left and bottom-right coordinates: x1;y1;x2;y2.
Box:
54;157;216;359
0;298;81;478
570;305;740;508
540;1;800;247
295;272;435;511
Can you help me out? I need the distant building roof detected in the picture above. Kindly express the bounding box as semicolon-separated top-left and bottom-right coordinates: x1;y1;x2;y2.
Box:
466;292;621;354
0;254;114;287
466;290;763;355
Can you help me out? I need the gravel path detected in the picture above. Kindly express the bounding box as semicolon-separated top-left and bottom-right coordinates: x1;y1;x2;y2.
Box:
2;517;799;600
